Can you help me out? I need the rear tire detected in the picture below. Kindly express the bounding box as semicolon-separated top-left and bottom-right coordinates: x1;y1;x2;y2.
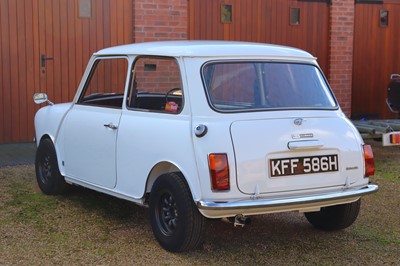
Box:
149;172;206;252
305;199;361;231
35;138;67;195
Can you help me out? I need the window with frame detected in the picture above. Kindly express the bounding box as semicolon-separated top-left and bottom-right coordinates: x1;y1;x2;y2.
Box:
202;61;337;112
127;57;183;113
78;57;128;108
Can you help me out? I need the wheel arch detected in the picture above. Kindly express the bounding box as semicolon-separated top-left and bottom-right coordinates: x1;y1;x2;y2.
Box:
145;161;201;203
38;133;53;143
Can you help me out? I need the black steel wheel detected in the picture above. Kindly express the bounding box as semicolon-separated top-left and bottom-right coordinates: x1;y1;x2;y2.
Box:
156;191;178;236
149;172;206;252
305;199;361;231
35;138;67;195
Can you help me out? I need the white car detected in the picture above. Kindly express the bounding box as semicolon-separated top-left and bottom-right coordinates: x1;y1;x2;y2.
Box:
33;41;378;252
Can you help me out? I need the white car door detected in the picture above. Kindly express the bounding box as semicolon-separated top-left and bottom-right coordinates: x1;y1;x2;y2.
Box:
63;106;121;188
62;57;129;189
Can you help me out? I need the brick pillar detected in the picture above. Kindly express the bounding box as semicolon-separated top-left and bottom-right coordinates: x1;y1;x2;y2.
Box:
133;0;188;43
328;0;355;116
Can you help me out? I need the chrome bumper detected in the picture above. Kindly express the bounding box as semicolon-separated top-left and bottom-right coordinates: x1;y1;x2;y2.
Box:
196;184;379;218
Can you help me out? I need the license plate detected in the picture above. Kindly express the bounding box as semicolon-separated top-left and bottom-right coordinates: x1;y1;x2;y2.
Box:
270;154;339;177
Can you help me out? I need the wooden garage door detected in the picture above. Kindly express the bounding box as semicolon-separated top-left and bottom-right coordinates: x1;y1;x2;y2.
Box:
0;0;132;143
188;0;330;73
352;1;400;119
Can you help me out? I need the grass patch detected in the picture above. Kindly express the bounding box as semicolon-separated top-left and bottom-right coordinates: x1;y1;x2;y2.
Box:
0;143;399;265
374;160;400;183
3;182;59;229
1;171;59;227
367;140;400;184
7;191;59;221
353;224;400;245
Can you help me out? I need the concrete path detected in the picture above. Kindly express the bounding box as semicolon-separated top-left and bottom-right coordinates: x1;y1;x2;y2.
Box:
0;142;36;167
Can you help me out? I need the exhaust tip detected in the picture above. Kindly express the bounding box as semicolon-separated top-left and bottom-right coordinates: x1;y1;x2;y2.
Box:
234;214;251;227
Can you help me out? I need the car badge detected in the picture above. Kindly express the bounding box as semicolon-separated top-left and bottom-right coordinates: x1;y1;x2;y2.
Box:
291;133;314;139
294;118;303;126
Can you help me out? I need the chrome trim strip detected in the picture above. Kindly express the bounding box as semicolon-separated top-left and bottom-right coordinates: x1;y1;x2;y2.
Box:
196;185;378;211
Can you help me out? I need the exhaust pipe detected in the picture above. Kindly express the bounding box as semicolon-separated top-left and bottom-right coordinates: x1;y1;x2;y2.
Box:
234;214;251;227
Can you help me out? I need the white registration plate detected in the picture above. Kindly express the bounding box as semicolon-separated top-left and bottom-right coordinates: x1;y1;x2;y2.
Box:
270;154;339;177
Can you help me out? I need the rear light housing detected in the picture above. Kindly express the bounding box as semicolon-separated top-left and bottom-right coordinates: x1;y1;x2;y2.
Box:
390;133;400;144
363;144;375;177
208;153;230;191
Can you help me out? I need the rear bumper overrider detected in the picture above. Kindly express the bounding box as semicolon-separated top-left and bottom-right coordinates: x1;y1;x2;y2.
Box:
196;184;378;218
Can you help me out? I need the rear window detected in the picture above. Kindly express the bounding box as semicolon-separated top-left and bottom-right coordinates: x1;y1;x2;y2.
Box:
202;62;337;112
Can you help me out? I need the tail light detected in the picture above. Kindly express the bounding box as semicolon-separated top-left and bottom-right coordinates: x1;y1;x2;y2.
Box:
208;153;230;191
363;144;375;177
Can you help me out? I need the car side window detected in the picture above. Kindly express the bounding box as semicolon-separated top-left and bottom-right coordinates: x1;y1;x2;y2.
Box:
78;57;128;108
127;57;183;113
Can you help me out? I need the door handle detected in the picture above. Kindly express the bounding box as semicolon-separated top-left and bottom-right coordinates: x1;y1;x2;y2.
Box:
104;123;118;130
41;54;54;67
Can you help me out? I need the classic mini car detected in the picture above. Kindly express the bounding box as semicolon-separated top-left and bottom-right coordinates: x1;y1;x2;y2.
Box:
33;41;378;252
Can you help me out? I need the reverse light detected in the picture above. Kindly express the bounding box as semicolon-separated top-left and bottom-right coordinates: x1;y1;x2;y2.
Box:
208;153;230;191
363;144;375;177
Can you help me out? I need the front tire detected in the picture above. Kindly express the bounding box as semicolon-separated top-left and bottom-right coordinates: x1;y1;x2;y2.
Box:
35;138;67;195
305;199;361;231
149;172;206;252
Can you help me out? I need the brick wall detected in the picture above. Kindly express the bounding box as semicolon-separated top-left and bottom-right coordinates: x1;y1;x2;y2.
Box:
328;0;355;116
133;0;188;42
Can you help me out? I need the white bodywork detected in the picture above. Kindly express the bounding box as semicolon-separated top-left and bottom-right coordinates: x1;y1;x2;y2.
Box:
34;41;377;218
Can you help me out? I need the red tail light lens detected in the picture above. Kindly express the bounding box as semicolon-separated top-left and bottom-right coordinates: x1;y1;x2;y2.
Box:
363;144;375;177
209;153;230;191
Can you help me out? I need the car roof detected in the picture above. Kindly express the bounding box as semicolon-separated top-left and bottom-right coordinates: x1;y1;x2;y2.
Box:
94;41;315;60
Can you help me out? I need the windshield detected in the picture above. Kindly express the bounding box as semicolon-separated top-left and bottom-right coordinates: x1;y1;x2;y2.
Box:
202;62;337;112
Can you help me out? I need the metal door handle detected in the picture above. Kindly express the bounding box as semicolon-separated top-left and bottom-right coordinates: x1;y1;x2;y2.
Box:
41;54;54;67
104;123;118;130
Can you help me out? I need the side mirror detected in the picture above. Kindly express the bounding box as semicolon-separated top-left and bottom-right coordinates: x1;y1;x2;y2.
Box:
33;93;54;105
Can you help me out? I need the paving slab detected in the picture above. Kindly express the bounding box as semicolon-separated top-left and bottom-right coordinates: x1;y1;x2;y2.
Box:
0;142;36;167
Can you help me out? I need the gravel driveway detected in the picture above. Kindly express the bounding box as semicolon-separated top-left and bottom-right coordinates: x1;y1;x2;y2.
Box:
0;140;399;265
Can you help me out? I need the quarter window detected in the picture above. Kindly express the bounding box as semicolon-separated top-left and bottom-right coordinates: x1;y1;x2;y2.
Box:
127;57;183;113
